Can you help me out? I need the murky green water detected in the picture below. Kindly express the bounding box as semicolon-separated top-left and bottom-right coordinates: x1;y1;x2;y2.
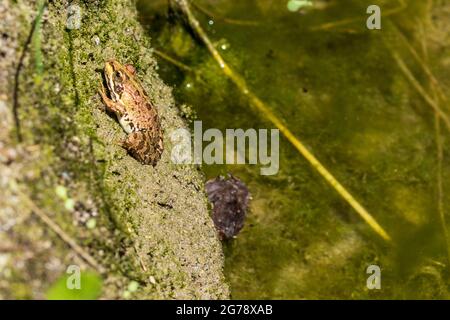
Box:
138;0;450;299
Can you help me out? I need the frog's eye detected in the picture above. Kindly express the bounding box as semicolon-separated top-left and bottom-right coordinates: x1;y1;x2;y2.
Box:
115;71;123;78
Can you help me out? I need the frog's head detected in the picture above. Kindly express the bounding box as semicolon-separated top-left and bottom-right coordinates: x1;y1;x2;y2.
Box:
104;59;137;100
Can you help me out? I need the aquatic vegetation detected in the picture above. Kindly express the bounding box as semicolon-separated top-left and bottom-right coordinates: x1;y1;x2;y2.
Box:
139;0;450;299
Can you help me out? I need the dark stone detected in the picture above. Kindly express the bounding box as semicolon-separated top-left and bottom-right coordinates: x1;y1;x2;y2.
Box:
205;174;250;240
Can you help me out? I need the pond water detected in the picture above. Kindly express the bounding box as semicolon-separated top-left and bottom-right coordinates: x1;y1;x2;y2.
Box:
137;0;450;299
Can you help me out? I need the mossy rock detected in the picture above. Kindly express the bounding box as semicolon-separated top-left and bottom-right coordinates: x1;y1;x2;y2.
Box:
0;0;229;299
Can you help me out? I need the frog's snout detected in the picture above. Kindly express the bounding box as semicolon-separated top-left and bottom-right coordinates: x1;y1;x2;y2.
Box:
104;61;114;74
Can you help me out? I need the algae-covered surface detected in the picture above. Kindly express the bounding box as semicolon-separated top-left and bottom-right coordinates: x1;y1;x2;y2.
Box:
0;0;229;299
139;0;450;299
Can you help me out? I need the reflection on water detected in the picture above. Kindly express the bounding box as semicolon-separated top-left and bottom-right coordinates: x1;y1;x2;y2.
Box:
138;0;450;299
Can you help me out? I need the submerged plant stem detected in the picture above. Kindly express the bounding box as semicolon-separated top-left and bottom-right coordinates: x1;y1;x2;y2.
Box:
434;114;450;269
153;49;194;74
310;0;406;31
171;0;392;242
191;1;260;26
396;19;450;268
390;50;450;132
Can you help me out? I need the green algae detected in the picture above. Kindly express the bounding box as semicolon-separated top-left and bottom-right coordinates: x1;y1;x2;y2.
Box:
139;0;450;299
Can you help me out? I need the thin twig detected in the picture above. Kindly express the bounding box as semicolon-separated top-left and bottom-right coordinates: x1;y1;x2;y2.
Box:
12;0;47;142
13;14;38;141
310;0;406;31
153;49;194;73
418;16;450;268
153;49;208;86
0;244;17;252
133;244;148;272
434;113;450;269
15;186;105;274
391;22;449;108
400;17;450;269
171;0;392;242
192;1;260;26
390;50;450;132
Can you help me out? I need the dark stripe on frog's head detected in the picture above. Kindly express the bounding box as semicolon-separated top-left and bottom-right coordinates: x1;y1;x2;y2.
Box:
104;59;131;100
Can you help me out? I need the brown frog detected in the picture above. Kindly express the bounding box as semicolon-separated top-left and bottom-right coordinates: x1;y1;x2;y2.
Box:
98;59;163;166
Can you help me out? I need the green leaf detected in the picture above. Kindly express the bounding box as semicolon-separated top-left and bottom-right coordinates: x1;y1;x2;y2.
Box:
287;0;313;12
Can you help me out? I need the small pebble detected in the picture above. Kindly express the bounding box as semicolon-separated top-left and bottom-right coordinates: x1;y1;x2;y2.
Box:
92;35;100;46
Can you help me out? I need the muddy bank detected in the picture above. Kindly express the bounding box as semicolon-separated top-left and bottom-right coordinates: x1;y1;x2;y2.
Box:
0;0;229;299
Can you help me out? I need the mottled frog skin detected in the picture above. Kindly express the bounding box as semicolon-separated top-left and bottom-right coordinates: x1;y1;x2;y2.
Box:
99;59;163;166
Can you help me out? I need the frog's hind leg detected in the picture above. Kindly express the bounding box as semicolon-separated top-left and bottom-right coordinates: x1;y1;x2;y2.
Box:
122;131;159;166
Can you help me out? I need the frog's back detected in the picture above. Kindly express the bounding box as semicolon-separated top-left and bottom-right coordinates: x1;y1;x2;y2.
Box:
124;128;163;166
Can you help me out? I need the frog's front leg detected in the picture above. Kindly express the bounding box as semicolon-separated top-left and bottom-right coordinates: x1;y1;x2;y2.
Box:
98;86;126;116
